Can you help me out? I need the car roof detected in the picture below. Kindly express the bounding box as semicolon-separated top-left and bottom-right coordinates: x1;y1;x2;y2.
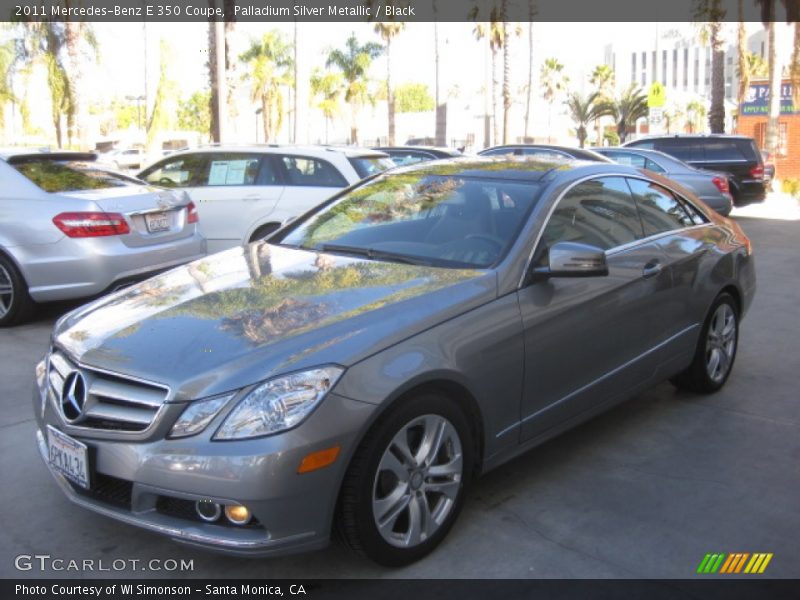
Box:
0;149;98;163
626;134;754;142
479;144;612;162
382;154;641;182
162;144;389;159
374;146;461;155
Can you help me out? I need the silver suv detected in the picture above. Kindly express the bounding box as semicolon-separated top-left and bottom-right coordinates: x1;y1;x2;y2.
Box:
0;151;206;326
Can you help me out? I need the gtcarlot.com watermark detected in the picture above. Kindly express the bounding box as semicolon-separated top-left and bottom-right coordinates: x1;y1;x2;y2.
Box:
14;554;194;572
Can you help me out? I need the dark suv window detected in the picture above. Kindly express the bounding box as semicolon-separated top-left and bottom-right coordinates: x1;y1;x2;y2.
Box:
654;139;704;162
540;177;644;252
703;140;746;161
627;178;695;235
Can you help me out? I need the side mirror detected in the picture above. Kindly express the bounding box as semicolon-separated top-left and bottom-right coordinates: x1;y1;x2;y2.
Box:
534;241;609;279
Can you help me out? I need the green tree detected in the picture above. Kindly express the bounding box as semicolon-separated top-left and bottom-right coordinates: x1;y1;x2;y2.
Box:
309;68;344;143
590;64;615;146
325;34;383;145
564;91;608;148
374;21;405;145
0;40;15;135
694;0;727;133
394;82;435;113
178;90;212;138
686;99;708;133
241;31;294;143
599;84;649;143
540;57;569;142
147;40;179;153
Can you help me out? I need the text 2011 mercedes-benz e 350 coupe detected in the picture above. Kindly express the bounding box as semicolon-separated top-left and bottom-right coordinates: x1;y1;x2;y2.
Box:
34;156;755;566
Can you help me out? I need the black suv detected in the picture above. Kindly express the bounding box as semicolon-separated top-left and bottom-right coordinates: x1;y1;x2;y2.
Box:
623;135;766;204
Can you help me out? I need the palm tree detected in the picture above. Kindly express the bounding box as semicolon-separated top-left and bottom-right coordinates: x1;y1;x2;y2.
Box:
590;64;615;147
325;34;383;145
309;68;344;144
564;91;607;148
757;0;781;156
524;0;538;140
0;40;15;137
473;19;504;146
540;57;569;142
500;11;522;144
241;31;294;143
736;0;749;109
694;0;727;133
374;21;405;145
599;84;648;143
686;99;708;133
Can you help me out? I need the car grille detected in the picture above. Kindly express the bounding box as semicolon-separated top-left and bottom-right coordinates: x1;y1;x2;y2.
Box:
70;473;133;509
48;350;169;433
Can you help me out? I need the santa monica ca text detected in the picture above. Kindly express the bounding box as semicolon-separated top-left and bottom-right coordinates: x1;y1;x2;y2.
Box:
15;584;306;596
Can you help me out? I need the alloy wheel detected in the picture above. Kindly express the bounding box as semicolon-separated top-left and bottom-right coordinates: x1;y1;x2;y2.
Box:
705;303;737;383
372;414;463;549
0;263;14;319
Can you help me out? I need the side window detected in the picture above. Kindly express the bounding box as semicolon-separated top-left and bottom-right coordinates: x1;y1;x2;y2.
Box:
606;151;647;168
628;140;654;150
627;178;696;235
140;155;209;188
389;151;428;166
206;154;265;186
657;139;703;162
523;148;571;160
676;197;708;225
703;140;745;161
539;177;644;255
281;156;348;187
644;159;666;174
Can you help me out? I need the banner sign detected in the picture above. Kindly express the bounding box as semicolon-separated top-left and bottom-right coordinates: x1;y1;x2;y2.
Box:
741;82;797;116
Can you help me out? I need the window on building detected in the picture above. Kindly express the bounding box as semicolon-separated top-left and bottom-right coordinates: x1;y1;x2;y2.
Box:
652;50;657;83
673;49;678;87
705;48;711;86
694;48;700;90
683;48;689;89
632;52;637;85
662;50;668;85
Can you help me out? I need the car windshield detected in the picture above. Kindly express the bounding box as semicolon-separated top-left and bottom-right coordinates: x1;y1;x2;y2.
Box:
348;156;396;178
12;160;140;192
278;172;544;268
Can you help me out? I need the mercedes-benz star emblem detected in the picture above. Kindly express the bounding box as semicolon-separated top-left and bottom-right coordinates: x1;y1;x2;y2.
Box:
61;371;87;422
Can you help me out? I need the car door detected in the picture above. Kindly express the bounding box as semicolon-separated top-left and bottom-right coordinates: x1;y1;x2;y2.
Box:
274;154;350;220
517;176;673;441
626;177;711;358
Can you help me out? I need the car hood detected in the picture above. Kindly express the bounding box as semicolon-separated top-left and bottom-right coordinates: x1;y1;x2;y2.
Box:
53;243;495;400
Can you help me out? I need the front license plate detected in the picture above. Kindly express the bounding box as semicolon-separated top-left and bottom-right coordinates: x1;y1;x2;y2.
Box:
145;212;170;233
47;425;90;490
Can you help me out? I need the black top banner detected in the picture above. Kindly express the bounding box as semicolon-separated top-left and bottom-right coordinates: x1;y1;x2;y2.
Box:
0;0;795;23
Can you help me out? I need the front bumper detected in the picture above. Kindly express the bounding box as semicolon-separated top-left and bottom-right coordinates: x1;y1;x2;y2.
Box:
34;382;376;556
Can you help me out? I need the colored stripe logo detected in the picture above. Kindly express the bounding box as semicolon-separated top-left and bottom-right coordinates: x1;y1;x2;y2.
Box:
697;553;773;574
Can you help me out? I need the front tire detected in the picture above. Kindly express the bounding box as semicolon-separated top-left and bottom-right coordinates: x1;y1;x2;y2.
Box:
0;254;34;327
337;393;474;566
671;292;739;394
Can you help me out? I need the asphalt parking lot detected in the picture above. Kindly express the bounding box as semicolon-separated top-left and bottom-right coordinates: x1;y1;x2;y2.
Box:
1;212;798;579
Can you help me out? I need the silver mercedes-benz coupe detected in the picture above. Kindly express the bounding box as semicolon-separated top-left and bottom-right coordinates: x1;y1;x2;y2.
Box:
34;156;755;566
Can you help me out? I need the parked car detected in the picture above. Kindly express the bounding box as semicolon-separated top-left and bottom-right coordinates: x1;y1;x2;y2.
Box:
594;147;733;216
373;146;462;166
761;150;775;190
138;145;395;253
623;135;766;205
35;156;755;566
97;147;145;171
478;144;612;162
0;150;206;327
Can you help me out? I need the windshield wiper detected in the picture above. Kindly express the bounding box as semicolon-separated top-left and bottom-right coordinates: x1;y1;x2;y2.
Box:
318;243;432;266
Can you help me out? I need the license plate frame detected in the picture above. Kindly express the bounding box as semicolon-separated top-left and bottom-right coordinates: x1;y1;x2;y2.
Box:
144;211;170;233
47;425;91;490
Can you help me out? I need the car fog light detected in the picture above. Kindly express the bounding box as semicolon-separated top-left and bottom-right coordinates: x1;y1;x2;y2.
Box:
195;500;222;522
224;504;252;525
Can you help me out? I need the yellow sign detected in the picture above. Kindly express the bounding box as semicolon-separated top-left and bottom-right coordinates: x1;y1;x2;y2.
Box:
647;82;666;108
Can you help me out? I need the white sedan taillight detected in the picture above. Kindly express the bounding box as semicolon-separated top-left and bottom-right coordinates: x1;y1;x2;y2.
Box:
53;212;130;238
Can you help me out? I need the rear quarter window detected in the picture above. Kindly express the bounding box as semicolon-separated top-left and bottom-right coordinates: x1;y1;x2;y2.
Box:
655;139;704;162
12;161;140;192
703;140;746;161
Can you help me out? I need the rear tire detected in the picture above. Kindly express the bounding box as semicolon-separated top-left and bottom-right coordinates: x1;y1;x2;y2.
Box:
337;393;474;567
0;254;35;327
671;292;739;394
249;223;281;243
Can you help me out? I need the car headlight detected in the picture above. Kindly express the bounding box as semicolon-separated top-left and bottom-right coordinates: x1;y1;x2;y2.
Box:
213;366;344;441
169;394;234;439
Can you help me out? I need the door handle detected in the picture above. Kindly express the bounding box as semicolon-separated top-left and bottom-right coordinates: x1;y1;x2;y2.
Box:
242;194;261;201
642;260;663;279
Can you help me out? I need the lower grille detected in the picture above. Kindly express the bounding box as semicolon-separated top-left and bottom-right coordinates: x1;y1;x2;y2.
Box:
156;496;262;528
70;473;133;509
